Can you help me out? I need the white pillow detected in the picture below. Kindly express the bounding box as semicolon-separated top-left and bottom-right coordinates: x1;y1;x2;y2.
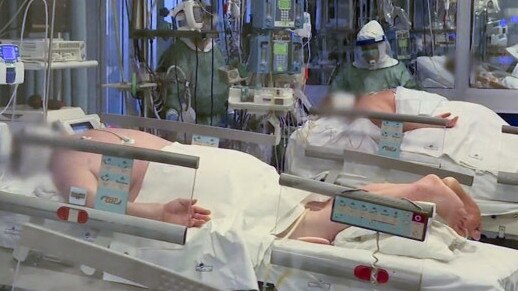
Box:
333;220;470;262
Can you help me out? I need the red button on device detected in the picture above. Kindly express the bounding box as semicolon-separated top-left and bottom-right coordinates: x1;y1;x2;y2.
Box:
354;265;389;284
56;206;89;224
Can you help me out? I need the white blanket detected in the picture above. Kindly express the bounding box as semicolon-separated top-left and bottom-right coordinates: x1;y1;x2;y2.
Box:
334;221;468;262
111;143;310;289
289;88;518;177
401;99;518;174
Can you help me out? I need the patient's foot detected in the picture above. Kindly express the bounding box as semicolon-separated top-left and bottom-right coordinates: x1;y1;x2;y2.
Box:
414;175;470;237
363;175;470;237
442;177;482;240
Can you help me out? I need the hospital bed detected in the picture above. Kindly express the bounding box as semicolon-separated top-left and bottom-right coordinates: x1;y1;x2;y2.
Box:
288;107;518;243
4;115;518;290
256;174;518;291
0;129;217;290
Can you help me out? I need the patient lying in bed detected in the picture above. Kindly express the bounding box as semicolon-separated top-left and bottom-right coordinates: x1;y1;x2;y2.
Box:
49;129;481;243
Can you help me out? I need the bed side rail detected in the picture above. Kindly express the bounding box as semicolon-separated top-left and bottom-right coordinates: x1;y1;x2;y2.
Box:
0;191;187;245
270;242;422;290
309;108;449;126
15;223;217;290
498;126;518;185
305;145;474;186
101;114;277;146
14;129;200;169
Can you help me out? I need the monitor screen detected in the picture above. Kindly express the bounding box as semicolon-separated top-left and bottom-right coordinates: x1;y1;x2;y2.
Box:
2;46;16;61
71;121;94;133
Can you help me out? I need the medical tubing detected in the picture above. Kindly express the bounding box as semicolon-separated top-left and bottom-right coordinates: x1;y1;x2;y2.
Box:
91;129;133;144
11;259;21;291
283;208;309;240
173;62;185;122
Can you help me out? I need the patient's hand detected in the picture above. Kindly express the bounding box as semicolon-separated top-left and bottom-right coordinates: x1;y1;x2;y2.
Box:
436;113;459;128
162;199;211;227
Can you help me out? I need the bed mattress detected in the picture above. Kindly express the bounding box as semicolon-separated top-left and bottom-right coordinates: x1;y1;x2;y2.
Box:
260;239;518;291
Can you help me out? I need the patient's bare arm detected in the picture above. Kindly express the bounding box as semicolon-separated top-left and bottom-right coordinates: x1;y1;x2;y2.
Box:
51;160;210;227
356;90;458;131
50;130;211;227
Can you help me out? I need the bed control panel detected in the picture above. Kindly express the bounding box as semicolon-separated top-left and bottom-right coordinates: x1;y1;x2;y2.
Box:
331;194;433;241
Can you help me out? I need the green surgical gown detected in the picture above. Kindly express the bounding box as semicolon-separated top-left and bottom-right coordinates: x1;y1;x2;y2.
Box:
158;40;228;124
330;62;420;95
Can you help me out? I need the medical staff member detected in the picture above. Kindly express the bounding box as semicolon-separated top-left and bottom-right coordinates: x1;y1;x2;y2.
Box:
158;1;228;125
330;20;419;95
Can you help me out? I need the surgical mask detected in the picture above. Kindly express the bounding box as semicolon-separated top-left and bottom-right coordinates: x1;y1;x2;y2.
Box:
362;48;379;63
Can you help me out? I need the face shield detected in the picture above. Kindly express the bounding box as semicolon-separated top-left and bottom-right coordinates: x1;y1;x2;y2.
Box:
171;1;218;51
353;20;398;70
171;1;204;31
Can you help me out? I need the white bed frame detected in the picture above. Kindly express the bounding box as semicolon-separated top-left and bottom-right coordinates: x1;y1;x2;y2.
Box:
0;130;218;290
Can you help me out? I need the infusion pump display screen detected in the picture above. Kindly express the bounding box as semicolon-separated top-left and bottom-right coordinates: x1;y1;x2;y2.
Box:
1;46;16;61
71;122;94;133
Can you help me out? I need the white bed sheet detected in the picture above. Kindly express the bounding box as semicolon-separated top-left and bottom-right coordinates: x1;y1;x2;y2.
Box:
260;239;518;291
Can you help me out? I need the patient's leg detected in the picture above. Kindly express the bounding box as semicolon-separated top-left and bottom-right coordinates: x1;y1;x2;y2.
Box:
289;175;470;243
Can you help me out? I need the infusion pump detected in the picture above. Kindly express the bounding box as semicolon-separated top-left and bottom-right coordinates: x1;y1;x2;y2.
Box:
0;107;102;135
228;86;295;113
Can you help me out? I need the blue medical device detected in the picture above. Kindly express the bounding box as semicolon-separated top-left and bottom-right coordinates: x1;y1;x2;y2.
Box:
248;35;272;74
0;44;24;85
251;0;304;29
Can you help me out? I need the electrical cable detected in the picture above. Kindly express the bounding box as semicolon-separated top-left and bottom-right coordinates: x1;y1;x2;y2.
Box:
3;0;49;120
172;62;185;122
427;0;435;55
210;32;215;125
223;6;230;64
194;43;199;124
370;232;381;290
91;129;134;144
112;0;129;115
0;0;29;37
43;0;56;121
112;0;126;83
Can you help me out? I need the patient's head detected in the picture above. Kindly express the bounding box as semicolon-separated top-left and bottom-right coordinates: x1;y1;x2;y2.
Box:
10;124;57;177
323;91;358;110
